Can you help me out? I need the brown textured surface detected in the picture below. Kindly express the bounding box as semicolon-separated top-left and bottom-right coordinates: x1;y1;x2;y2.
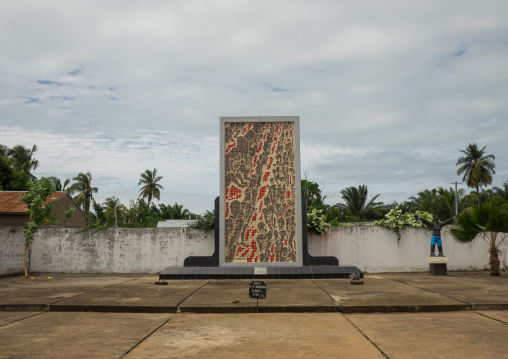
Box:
0;191;66;213
0;191;87;227
224;122;297;263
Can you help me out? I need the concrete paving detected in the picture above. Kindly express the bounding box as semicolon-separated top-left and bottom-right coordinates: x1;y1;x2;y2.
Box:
345;311;508;359
1;271;508;358
314;275;468;313
382;272;508;310
0;312;171;359
0;273;145;311
53;277;210;313
1;271;508;313
124;313;385;359
178;279;339;313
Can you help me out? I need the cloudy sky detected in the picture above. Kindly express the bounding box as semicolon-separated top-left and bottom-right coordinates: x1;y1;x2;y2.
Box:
1;1;507;214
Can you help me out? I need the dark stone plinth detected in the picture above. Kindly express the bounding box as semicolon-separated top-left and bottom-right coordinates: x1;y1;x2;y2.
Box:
159;266;363;280
301;197;339;266
184;197;220;267
429;263;448;276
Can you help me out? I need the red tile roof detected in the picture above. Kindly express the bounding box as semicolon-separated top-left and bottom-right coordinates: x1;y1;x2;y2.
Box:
0;191;68;213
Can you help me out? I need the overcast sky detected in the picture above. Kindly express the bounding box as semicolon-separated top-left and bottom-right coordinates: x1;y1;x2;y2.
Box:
1;1;507;214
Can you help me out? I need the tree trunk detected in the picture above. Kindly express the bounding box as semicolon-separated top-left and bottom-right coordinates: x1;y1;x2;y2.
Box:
24;244;29;278
489;246;500;276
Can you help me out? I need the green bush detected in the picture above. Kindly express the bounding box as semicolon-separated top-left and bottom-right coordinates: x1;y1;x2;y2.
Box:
307;208;330;235
189;211;215;232
374;207;433;241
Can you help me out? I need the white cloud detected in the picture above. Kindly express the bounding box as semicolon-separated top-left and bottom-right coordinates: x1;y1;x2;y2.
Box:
0;0;507;212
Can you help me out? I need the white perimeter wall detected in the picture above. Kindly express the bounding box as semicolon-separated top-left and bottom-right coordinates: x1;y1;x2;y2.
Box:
0;227;214;276
1;226;507;276
308;226;508;273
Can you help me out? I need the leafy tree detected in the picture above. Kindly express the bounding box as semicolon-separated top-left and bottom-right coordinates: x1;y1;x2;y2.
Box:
301;180;329;211
8;144;39;181
451;200;508;276
480;182;508;204
324;206;343;224
138;168;164;205
456;143;496;206
21;178;57;278
0;144;10;157
70;172;98;213
458;192;477;213
0;156;13;190
335;185;383;221
0;156;29;190
431;195;454;220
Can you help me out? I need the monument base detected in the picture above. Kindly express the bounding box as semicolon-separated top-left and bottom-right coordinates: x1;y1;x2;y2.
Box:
427;257;449;276
159;265;363;280
161;197;362;281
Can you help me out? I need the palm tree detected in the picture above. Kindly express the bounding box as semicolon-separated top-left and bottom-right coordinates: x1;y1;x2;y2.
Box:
7;144;39;181
456;143;496;206
335;185;383;221
492;181;508;201
409;188;457;220
70;172;98;213
104;196;126;226
170;203;190;219
451;200;508;276
49;177;72;192
138;168;164;205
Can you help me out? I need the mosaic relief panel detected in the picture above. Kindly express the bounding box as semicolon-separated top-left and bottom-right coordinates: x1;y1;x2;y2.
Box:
224;122;297;263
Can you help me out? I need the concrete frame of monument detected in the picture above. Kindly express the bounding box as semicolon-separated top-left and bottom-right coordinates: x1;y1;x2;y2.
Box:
220;116;303;267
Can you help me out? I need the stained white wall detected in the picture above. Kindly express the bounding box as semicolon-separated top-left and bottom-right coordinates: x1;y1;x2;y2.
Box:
308;226;507;273
1;227;214;275
0;227;25;276
1;226;506;276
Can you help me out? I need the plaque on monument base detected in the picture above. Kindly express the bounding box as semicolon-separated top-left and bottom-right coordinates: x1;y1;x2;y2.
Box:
427;256;449;276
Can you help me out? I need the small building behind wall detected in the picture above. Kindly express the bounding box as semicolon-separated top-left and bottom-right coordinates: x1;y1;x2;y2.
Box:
0;191;87;228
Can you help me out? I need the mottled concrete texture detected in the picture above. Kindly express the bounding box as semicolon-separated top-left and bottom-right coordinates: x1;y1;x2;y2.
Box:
381;272;508;308
314;275;468;313
178;279;338;313
0;312;171;359
125;313;384;359
1;273;508;358
346;311;508;359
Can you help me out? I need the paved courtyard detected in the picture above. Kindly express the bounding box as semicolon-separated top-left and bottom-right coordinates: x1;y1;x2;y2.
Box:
1;271;507;358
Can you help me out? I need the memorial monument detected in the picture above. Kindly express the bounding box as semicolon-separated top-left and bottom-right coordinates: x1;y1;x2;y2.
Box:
159;116;363;279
